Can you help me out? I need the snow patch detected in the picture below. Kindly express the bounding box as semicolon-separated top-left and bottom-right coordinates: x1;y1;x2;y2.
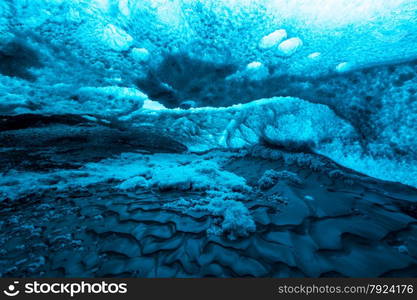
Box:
246;61;263;70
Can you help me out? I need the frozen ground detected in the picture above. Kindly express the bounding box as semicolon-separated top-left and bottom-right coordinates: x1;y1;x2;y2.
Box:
0;119;416;277
1;0;417;277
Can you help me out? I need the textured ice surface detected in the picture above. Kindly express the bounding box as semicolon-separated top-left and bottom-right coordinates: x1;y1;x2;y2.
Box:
1;143;416;277
1;0;417;279
102;24;133;51
1;1;417;186
0;151;255;238
0;151;248;199
126;96;417;188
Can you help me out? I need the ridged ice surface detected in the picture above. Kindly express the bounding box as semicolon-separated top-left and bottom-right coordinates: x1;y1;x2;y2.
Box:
1;147;417;277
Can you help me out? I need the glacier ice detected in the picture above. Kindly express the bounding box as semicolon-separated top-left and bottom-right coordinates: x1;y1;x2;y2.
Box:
335;62;352;73
1;0;417;279
131;47;150;63
246;61;263;70
258;29;287;49
307;52;321;60
243;61;269;80
277;37;303;57
142;99;166;111
129;97;355;152
127;94;417;188
0;0;417;190
75;86;146;117
258;170;303;190
0;151;256;238
102;24;133;51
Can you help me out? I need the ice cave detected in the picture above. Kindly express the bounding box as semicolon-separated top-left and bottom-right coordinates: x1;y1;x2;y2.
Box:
0;0;417;278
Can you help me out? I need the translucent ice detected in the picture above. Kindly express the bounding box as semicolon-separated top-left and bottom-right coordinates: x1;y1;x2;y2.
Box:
131;47;150;62
102;24;133;51
258;29;287;49
277;38;303;56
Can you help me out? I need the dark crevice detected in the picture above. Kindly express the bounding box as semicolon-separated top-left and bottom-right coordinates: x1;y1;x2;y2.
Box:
0;39;43;81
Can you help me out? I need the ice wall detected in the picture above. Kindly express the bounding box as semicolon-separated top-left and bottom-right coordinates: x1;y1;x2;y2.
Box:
2;0;417;77
0;0;417;188
125;97;417;189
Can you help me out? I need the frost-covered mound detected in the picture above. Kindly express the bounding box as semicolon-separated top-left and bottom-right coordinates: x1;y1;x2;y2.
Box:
0;152;246;199
127;97;417;188
0;151;257;238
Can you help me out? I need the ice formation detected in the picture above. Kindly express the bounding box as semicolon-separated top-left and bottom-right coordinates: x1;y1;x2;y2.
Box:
1;0;417;278
75;86;146;116
102;24;133;51
0;0;416;179
0;151;256;238
335;62;352;73
277;37;303;56
307;52;321;60
258;29;287;49
131;47;150;63
244;61;269;80
1;1;417;187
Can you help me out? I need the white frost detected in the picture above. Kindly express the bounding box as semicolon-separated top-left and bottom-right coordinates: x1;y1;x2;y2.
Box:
245;61;269;80
308;52;321;60
102;24;133;51
118;0;130;17
131;47;150;63
258;29;287;49
76;86;147;116
277;37;303;56
335;62;352;73
142;99;166;110
246;61;263;70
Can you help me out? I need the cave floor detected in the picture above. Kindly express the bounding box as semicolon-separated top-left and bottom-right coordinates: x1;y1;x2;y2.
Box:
0;120;417;278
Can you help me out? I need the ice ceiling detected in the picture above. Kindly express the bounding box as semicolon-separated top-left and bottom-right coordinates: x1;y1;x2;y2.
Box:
0;0;417;188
